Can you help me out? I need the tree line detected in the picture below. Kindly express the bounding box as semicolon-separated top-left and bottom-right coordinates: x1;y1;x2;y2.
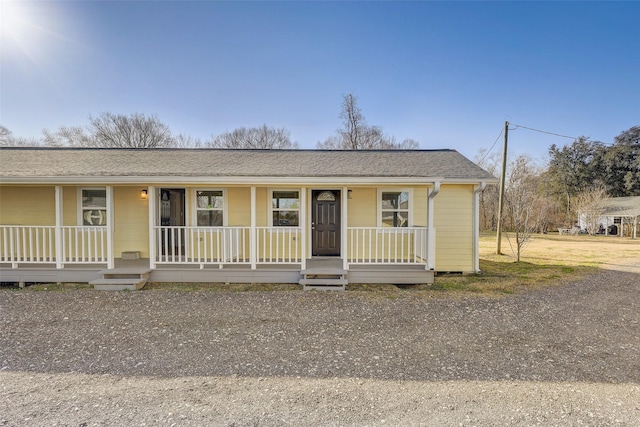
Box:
0;94;418;150
477;125;639;259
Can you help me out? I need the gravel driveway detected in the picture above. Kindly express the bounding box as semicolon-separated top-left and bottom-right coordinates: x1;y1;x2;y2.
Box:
1;268;639;426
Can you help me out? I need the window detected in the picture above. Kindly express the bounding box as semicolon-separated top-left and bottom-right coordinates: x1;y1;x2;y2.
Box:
81;188;107;226
195;190;224;226
380;190;410;227
272;190;299;226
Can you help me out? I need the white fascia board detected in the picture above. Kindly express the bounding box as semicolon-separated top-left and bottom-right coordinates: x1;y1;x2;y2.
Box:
0;175;495;185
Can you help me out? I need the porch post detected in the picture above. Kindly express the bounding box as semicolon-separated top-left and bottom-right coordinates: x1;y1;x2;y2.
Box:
300;187;306;270
250;186;257;270
55;186;63;269
473;182;486;272
106;186;114;269
148;186;156;269
427;181;441;270
342;186;348;271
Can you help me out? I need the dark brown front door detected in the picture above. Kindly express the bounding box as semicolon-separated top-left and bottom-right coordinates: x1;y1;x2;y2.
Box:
312;190;340;256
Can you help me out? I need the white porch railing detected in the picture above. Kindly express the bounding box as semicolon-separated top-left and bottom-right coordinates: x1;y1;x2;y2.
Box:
256;226;302;264
2;224;427;268
153;226;303;266
347;227;428;265
0;225;107;265
61;226;108;264
154;226;251;265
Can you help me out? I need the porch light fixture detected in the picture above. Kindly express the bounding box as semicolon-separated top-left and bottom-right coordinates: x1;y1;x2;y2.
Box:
140;189;148;200
348;189;353;199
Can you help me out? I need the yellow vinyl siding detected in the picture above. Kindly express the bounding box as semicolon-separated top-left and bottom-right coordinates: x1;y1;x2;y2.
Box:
434;184;474;272
113;187;149;258
227;187;251;226
62;186;78;225
0;186;55;225
256;187;268;227
413;187;428;227
346;187;377;226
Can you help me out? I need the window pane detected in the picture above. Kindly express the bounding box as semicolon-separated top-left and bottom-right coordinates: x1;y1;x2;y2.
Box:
197;210;223;226
381;191;409;227
197;191;223;209
83;209;107;226
82;189;106;208
273;211;299;226
381;192;408;210
382;212;407;227
273;191;299;209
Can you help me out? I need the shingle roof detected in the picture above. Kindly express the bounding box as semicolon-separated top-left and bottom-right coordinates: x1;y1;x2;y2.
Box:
0;148;496;182
599;196;640;217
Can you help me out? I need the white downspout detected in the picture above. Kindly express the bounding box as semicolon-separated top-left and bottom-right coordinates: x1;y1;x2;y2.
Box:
427;181;441;270
473;182;487;272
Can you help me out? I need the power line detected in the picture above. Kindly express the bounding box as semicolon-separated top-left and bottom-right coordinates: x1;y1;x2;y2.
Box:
479;127;504;163
510;123;614;146
510;123;578;140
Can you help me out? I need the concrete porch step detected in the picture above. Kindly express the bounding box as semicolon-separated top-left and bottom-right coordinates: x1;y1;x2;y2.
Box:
89;278;147;291
300;268;348;276
98;268;152;276
92;268;152;290
300;278;348;291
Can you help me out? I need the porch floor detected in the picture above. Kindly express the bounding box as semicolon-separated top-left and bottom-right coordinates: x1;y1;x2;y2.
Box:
1;257;434;285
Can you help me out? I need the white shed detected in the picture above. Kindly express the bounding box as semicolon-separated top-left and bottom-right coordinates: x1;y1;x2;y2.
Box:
579;196;640;238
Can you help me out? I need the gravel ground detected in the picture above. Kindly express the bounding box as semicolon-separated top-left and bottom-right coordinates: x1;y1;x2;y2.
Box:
1;268;639;426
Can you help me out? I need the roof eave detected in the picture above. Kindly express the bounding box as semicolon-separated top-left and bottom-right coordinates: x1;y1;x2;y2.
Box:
0;175;496;185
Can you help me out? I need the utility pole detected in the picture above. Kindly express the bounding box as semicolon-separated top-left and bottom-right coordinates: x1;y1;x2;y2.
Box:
496;121;509;254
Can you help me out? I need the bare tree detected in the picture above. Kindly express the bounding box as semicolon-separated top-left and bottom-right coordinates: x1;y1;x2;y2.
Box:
88;112;174;148
173;133;203;148
42;126;93;147
0;125;10;145
0;125;42;147
504;156;544;261
317;94;419;150
475;149;501;231
207;125;297;149
575;184;609;235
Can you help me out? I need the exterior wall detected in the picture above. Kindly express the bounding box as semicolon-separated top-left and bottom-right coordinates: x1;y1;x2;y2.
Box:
1;182;479;275
413;187;428;227
346;187;377;227
255;187;268;227
0;186;56;225
227;187;251;226
434;184;474;272
113;186;150;258
62;186;78;226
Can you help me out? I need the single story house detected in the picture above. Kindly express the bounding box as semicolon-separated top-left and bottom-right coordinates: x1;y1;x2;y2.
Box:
578;196;640;238
0;148;496;289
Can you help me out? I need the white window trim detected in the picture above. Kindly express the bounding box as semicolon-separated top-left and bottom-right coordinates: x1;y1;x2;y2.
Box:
78;187;108;226
193;188;228;227
269;188;301;228
377;188;413;228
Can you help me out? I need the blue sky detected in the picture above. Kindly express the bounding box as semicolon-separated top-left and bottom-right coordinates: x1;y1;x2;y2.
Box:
1;1;638;163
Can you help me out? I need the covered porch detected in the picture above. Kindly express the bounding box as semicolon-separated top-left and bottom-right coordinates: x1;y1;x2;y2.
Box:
1;184;437;286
